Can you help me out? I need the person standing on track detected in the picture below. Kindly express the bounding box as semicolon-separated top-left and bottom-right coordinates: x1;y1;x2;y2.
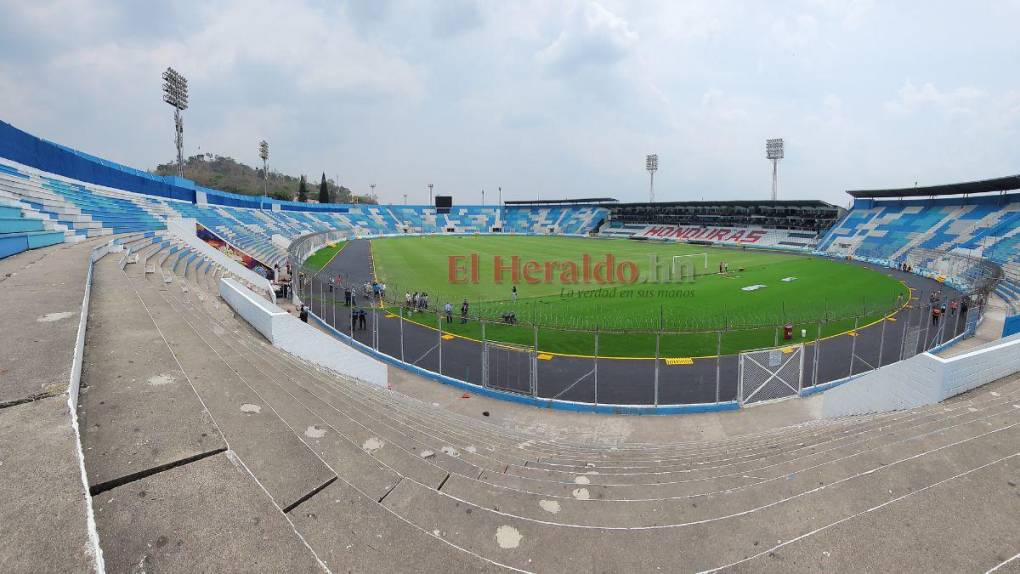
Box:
512;285;518;303
460;298;469;324
444;302;453;323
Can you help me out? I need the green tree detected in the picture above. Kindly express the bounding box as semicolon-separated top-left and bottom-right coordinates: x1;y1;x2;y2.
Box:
297;175;308;202
318;172;329;204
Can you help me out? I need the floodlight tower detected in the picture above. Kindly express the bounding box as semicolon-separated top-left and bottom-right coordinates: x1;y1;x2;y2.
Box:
428;183;433;205
646;154;658;202
161;67;189;178
258;140;269;210
766;138;784;201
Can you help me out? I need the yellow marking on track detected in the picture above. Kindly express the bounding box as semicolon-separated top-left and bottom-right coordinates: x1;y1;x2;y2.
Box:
536;353;553;361
781;346;795;354
664;357;694;366
385;313;398;318
441;334;455;341
886;317;897;322
847;331;858;337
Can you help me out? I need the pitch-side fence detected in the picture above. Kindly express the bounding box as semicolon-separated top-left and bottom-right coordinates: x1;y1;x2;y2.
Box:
287;241;1000;407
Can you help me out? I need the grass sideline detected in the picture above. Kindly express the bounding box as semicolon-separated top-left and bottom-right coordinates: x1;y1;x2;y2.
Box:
304;241;346;271
361;235;909;357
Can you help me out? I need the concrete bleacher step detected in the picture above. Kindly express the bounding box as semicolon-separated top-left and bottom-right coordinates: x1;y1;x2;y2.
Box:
79;257;226;489
93;451;326;573
126;273;337;511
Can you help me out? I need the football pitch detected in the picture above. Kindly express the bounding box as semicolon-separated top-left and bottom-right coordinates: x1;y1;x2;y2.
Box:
370;235;909;357
304;240;346;271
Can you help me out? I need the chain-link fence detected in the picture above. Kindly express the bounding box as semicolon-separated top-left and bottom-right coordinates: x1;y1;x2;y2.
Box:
288;243;1002;407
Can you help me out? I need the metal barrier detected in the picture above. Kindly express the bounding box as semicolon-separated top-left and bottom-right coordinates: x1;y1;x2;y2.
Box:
288;240;1002;408
738;345;804;405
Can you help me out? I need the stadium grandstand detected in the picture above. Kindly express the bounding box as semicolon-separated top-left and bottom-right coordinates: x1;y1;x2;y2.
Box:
599;200;842;250
818;176;1020;313
3;111;1020;574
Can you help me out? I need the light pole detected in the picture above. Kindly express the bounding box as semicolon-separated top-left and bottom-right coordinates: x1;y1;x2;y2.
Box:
403;193;407;205
428;183;433;205
481;188;485;206
162;67;189;178
370;183;376;203
766;138;784;201
258;140;269;210
646;154;658;202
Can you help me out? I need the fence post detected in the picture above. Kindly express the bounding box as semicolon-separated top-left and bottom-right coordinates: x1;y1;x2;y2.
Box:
373;308;379;350
533;324;539;397
848;317;859;377
481;319;487;388
654;330;660;406
332;283;336;328
921;303;931;351
593;327;599;406
899;304;911;361
877;314;887;368
813;321;822;387
715;330;722;403
437;311;443;375
953;298;963;339
399;306;405;362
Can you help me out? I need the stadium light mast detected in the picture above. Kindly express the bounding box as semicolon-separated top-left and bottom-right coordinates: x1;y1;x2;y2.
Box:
161;67;189;178
646;154;658;202
481;188;485;206
766;138;784;201
428;183;433;205
370;183;376;203
258;140;269;210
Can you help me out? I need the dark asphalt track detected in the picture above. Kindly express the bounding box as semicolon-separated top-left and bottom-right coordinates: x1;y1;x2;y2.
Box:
301;239;969;406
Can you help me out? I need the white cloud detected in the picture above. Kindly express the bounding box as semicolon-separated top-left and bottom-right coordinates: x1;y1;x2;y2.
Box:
770;13;820;50
884;82;986;117
539;1;638;76
0;0;1018;206
700;89;749;122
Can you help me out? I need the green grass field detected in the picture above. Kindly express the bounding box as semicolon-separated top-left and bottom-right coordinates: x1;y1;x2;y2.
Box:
304;241;346;271
367;235;909;357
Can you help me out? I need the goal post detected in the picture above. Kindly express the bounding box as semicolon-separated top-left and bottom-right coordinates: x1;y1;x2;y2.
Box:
672;253;708;274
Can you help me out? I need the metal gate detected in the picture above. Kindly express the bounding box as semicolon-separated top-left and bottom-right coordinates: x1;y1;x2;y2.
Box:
482;341;535;395
738;345;804;405
964;307;980;338
901;323;922;360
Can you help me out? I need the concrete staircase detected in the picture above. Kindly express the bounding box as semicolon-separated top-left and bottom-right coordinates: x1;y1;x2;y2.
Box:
70;244;1020;572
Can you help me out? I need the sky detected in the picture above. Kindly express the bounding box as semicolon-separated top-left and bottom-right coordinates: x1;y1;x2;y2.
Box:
0;0;1018;207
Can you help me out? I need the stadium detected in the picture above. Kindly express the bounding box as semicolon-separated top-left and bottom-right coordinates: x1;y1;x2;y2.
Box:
3;7;1020;573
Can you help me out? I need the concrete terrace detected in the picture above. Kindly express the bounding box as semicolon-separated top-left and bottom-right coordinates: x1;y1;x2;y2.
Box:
2;237;1020;572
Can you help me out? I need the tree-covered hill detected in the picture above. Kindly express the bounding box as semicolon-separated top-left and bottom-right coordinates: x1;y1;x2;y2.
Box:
152;154;377;204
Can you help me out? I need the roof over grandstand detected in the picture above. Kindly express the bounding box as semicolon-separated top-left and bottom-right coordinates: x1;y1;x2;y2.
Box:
503;197;617;205
607;199;839;208
848;174;1020;198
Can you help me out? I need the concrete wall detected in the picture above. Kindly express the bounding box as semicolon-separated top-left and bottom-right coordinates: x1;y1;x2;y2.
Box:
166;217;275;300
218;277;387;388
823;333;1020;418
